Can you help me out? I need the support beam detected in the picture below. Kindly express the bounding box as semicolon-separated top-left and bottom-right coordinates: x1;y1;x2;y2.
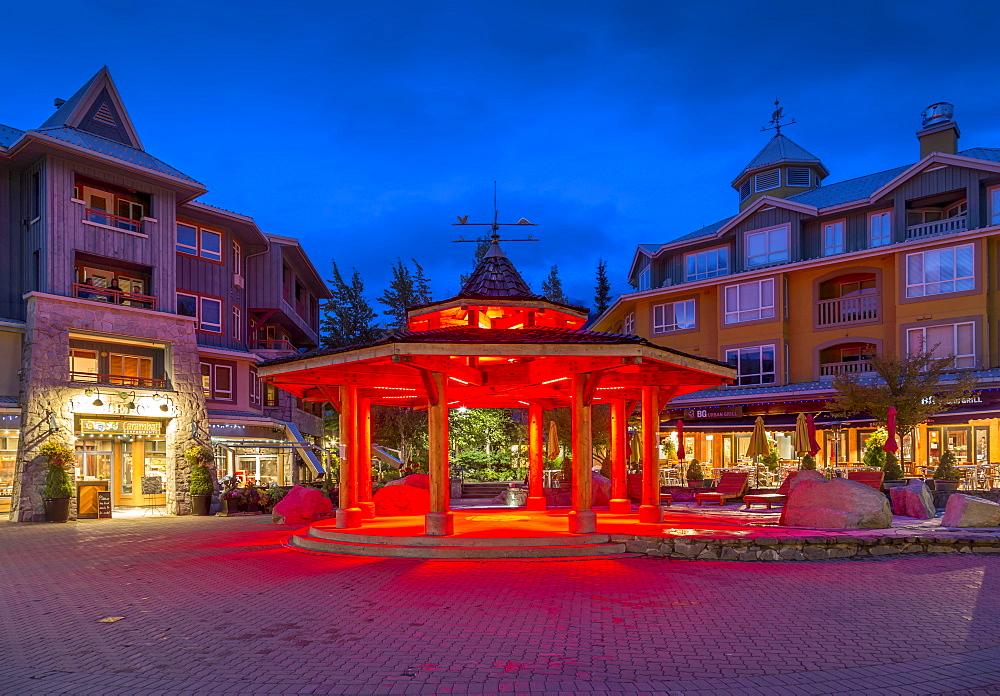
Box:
425;372;454;536
318;385;342;413
608;398;630;514
357;395;374;519
568;372;596;534
336;385;363;528
638;386;663;523
526;403;546;511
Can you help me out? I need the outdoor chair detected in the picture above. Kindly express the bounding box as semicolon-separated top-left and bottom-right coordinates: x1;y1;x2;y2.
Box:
847;470;884;491
743;473;796;510
695;472;750;506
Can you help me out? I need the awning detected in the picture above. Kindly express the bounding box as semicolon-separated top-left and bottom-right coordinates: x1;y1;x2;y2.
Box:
661;413;874;432
284;421;324;475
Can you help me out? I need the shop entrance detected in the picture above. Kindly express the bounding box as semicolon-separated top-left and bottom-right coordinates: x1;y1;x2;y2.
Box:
236;455;280;486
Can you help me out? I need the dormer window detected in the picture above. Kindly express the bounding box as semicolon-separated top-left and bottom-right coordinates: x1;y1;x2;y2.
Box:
786;168;811;187
753;169;781;192
637;258;651;291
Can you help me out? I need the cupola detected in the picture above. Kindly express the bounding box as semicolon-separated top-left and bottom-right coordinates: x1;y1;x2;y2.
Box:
732;133;828;210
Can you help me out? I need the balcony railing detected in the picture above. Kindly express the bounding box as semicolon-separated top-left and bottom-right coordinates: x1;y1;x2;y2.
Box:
816;293;879;327
70;371;168;388
250;339;298;353
819;360;874;379
906;215;967;240
73;283;157;310
85;208;143;234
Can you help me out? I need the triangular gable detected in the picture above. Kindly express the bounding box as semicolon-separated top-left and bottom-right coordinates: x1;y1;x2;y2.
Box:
627;246;655;280
39;67;142;150
863;152;1000;208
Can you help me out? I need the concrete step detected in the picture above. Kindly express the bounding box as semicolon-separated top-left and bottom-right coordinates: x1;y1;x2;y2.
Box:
291;534;630;559
310;527;611;547
461;482;514;497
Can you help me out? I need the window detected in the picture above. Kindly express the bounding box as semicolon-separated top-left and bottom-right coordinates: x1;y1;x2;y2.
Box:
76;178;149;234
176;221;224;261
232;305;242;341
905;244;974;298
176;292;198;318
201;361;235;400
177;291;224;333
738;179;752;201
638;266;651;291
786;168;811;187
623;312;635;334
869;211;892;247
746;226;788;266
725;345;776;386
724;278;775;324
70;349;99;381
232;240;242;276
907;322;975;369
685;247;729;281
249;368;262;408
652;299;695;333
754;169;780;192
109;354;152;385
823;221;844;256
264;383;280;407
991;187;1000;226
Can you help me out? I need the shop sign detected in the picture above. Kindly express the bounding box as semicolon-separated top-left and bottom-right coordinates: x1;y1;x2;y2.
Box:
677;406;744;419
78;418;163;435
922;393;983;406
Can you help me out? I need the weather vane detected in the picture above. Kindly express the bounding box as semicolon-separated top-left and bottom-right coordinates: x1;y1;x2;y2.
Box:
453;181;538;245
761;98;795;135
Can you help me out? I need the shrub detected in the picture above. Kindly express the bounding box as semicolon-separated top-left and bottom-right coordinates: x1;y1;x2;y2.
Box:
44;462;73;499
40;440;74;467
189;464;213;496
686;458;704;481
883;451;905;481
184;444;214;465
762;445;780;472
862;428;887;470
800;453;817;470
933;449;961;480
663;439;676;460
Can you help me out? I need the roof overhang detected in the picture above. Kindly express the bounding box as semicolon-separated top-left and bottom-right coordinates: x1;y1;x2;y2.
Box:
181;201;269;251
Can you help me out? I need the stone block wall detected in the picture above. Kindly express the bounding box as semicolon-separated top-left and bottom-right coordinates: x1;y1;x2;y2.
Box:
9;294;210;521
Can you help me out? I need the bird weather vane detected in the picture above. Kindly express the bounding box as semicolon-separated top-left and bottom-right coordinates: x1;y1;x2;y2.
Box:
761;98;796;135
452;181;538;245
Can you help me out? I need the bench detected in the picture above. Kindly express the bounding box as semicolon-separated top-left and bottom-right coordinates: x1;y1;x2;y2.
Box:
743;472;799;509
695;472;750;506
848;470;885;491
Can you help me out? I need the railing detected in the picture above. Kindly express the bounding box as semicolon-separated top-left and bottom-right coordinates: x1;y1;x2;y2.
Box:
69;371;169;388
250;339;297;352
73;283;157;310
85;208;143;234
816;293;879;326
906;215;967;240
819;360;874;379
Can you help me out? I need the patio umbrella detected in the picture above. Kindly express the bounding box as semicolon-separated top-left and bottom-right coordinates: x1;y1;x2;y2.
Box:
675;420;685;461
883;406;899;453
794;413;810;461
806;413;821;456
627;432;641;467
746;416;770;487
547;421;560;461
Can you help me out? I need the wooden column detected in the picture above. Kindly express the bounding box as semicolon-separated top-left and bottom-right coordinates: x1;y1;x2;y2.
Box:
639;385;663;523
425;371;454;536
569;372;597;534
336;385;363;528
357;395;375;518
609;398;630;514
526;403;546;511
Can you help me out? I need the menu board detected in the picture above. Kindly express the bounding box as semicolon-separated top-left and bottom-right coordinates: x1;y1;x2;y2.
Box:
97;491;112;518
140;476;163;495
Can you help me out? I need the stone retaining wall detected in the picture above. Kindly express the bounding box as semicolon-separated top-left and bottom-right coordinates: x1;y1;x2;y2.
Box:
614;533;1000;561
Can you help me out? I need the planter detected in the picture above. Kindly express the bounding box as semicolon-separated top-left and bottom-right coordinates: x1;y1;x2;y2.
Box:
44;497;71;523
220;498;240;515
246;502;260;514
933;480;960;492
191;494;213;516
687;479;708;488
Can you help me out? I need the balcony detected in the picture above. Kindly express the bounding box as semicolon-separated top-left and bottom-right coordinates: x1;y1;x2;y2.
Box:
816;293;879;327
906;215;967;240
85;208;144;235
250;339;299;359
69;371;168;389
73;283;157;310
819;360;874;379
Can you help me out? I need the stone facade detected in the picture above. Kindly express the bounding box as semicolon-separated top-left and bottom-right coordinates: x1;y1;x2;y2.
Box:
9;294;210;521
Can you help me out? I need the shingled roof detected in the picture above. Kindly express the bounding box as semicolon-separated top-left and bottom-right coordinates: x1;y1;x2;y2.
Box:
458;241;534;297
734;133;828;181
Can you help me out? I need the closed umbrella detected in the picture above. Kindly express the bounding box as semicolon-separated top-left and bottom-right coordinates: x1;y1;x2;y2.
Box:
675;420;685;462
746;416;770;487
806;413;821;456
794;413;810;461
627;432;641;468
547;421;560;461
883;406;899;453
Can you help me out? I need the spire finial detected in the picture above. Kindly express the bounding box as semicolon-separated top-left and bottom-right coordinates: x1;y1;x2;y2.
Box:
761;98;796;135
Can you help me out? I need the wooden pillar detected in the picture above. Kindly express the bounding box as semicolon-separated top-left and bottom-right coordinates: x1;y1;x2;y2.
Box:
526;403;546;511
639;385;663;523
609;398;630;514
425;371;454;536
569;372;597;534
336;385;363;528
357;395;374;518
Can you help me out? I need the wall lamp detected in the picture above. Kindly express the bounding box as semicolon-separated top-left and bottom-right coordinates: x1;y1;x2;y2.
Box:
152;392;172;412
84;388;103;407
117;391;137;410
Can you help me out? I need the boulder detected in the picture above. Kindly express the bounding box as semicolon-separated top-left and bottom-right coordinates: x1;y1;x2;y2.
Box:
383;473;429;489
889;479;935;519
373;483;430;516
271;485;334;524
490;487;528;506
543;487;573;506
782;469;827;493
779;478;892;529
940;494;1000;528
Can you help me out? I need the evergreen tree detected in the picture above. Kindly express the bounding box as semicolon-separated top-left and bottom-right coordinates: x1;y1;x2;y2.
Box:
412;259;433;305
320;261;380;349
541;265;567;303
594;258;611;315
459;235;492;285
379;258;430;331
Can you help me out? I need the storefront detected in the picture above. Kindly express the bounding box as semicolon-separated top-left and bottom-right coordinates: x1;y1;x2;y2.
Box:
209;418;324;487
0;414;20;516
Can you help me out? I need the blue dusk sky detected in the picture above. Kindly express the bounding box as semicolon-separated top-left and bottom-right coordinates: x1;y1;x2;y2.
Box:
5;1;1000;313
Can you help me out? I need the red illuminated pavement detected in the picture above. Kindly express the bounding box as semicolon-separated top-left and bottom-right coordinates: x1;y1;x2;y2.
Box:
2;515;1000;695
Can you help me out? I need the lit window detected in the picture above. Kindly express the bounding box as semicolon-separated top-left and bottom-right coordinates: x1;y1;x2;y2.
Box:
70;350;99;381
905;244;974;298
201;361;235;400
907;322;975;369
823;221;844;256
746;227;788;266
685;247;729;281
869;211;892;247
754;169;780;192
724;279;775;324
200;363;212;398
652;300;695;333
725;345;776;385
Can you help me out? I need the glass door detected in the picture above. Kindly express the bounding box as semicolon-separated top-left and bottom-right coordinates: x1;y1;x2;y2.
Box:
75;442;112;480
944;427;971;463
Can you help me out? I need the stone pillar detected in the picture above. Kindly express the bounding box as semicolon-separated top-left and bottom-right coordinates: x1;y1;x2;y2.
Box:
526;403;546;511
639;386;663;523
336;385;362;528
425;372;453;536
609;398;630;514
569;372;596;534
356;395;374;519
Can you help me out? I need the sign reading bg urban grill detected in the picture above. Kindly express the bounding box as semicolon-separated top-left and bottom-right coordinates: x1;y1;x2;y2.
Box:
76;418;164;435
675;406;744;420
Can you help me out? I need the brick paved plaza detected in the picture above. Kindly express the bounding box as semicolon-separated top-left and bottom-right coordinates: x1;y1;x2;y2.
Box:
2;516;1000;695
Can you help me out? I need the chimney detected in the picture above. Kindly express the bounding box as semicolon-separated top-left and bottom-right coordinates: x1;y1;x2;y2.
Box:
917;102;959;158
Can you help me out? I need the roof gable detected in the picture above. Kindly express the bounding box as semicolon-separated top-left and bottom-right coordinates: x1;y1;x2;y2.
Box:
40;67;142;149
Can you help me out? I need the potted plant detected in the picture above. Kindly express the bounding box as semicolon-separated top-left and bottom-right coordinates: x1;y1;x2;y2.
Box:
219;475;242;515
686;458;706;488
262;485;286;513
882;451;907;489
800;453;817;471
40;440;75;523
189;463;213;516
663;438;677;464
932;449;961;492
243;480;262;513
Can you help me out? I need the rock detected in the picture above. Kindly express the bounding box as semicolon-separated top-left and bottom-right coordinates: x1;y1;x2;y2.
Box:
542;474;611;506
940;494;1000;528
373;483;430;516
592;472;612;506
782;469;827;493
383;473;429;489
890;479;935;519
489;487;528;506
779;478;892;529
271;485;334;524
543;487;573;506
